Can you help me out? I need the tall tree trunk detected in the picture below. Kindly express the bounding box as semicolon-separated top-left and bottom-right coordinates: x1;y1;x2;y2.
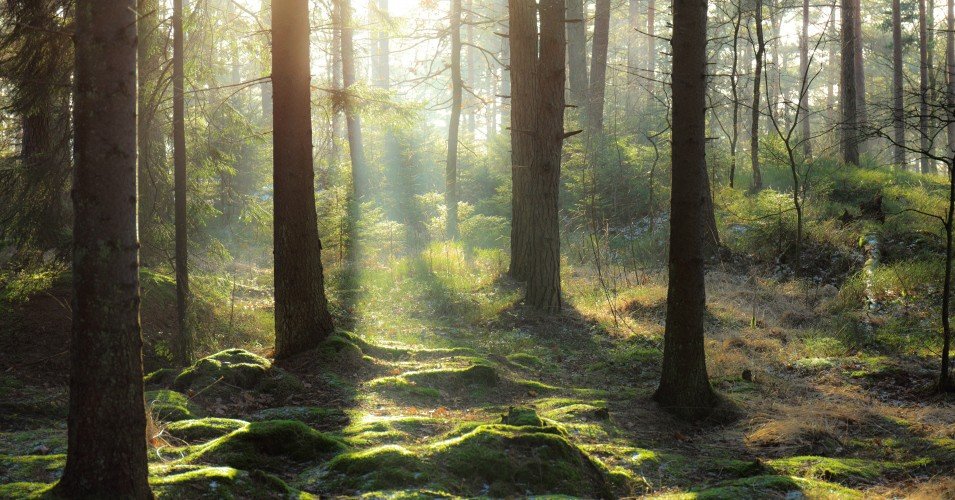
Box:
508;0;537;281
800;0;812;158
261;1;274;121
921;0;932;173
947;0;955;155
338;0;368;199
628;0;640;88
525;0;566;311
893;0;905;167
648;0;656;86
566;0;588;112
447;0;463;238
272;0;335;358
54;0;152;496
751;0;765;190
841;0;860;165
853;0;867;142
588;0;610;135
465;0;476;135
173;0;192;367
331;0;343;169
655;0;718;420
729;4;742;188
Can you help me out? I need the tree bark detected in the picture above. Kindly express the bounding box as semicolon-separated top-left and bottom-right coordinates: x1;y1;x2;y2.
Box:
729;4;742;188
947;0;955;155
921;0;932;173
447;0;463;238
892;0;905;167
841;0;860;165
853;0;867;142
588;0;610;135
751;0;765;190
565;0;588;112
525;0;566;312
800;0;812;158
271;0;335;359
507;0;537;281
338;0;368;199
173;0;192;367
54;0;152;497
654;0;718;420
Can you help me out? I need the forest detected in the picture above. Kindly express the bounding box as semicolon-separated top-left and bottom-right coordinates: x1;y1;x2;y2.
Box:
0;0;954;497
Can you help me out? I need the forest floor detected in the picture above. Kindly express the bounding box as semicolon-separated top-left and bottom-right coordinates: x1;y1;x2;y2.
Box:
1;240;954;499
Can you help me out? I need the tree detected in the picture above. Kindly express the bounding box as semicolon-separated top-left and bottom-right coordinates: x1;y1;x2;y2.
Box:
947;0;955;157
799;0;812;158
507;0;536;282
337;0;368;200
841;0;860;165
447;0;463;239
728;1;743;188
173;0;192;366
588;0;610;135
271;0;335;359
751;0;765;190
892;0;905;166
52;0;152;496
920;0;932;173
655;0;718;419
566;0;588;112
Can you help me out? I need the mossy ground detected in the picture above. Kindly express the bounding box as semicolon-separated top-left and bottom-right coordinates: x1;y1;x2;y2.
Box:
3;171;955;497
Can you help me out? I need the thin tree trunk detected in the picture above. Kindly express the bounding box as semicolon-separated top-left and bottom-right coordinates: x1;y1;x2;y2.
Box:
54;0;152;496
648;0;656;86
272;0;335;358
338;0;368;199
465;0;476;135
447;0;463;238
921;0;932;173
628;0;640;88
752;0;765;190
655;0;718;420
800;0;812;158
853;0;867;141
566;0;588;111
841;0;860;165
942;161;954;391
173;0;192;367
729;4;742;188
588;0;610;135
893;0;905;167
947;0;955;155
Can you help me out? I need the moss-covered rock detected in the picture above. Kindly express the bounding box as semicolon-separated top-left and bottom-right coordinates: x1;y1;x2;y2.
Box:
657;474;863;499
344;416;444;447
187;420;345;471
150;465;306;499
429;424;613;498
500;407;545;427
404;364;499;388
163;418;248;443
321;445;426;491
249;406;348;430
144;368;179;388
167;349;304;401
146;389;202;422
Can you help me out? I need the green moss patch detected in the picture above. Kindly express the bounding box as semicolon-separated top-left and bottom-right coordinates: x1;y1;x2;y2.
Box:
506;352;545;369
320;445;427;491
163;418;248;443
146;389;203;422
0;482;50;498
171;349;303;399
150;465;302;499
0;429;66;456
658;474;863;499
344;416;444;446
0;454;65;484
187;420;345;471
767;455;930;484
249;406;348;430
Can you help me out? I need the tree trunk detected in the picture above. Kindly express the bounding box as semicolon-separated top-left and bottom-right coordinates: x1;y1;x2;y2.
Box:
941;162;954;391
338;0;368;199
447;0;463;238
947;0;955;155
54;1;152;497
588;0;610;135
841;0;860;165
565;0;588;112
892;0;905;167
921;0;932;173
525;0;566;312
648;0;656;85
751;0;765;190
465;0;476;135
853;0;867;143
654;0;718;420
729;5;742;188
628;0;640;88
507;0;537;281
800;0;812;158
272;0;335;359
173;0;192;367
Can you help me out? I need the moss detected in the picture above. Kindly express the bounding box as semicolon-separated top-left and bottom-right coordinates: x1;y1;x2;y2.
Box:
171;348;303;400
506;352;544;369
321;445;426;491
187;420;345;471
542;403;610;422
368;377;442;399
0;454;65;484
144;368;179;387
404;364;499;388
344;416;443;446
659;474;863;499
429;424;614;498
501;407;545;427
164;418;248;443
767;456;931;483
146;389;202;422
312;334;366;364
0;482;50;498
249;406;348;430
150;465;307;499
0;430;66;456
